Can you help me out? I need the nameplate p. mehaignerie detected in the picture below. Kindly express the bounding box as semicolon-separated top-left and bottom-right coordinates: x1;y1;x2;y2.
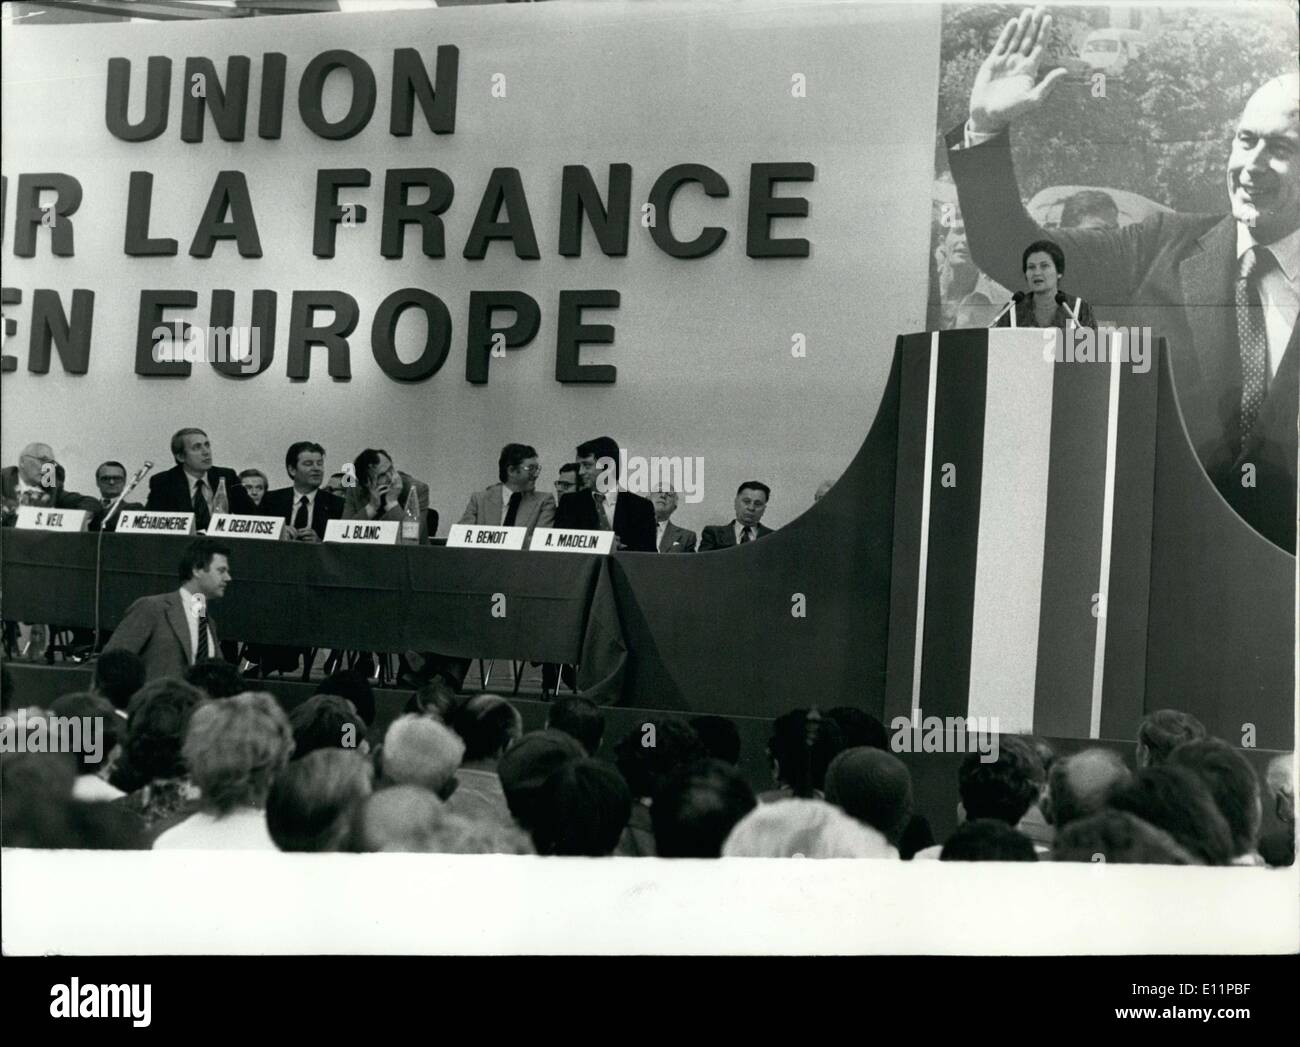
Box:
208;513;284;541
446;524;529;550
115;510;196;535
528;528;615;554
323;519;400;544
14;505;91;532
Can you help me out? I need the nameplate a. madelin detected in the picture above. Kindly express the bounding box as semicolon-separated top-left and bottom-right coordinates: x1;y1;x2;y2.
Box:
528;528;615;555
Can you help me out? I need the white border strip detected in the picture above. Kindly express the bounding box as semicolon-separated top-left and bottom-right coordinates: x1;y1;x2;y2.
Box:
911;332;940;714
1090;332;1123;737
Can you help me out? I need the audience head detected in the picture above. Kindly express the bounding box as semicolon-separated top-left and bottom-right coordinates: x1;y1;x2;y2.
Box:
315;670;376;726
498;442;540;491
824;706;889;751
689;715;742;765
957;735;1044;825
266;748;372;852
95;460;128;502
767;708;845;798
237;468;268;506
347;786;532;854
1136;709;1206;768
289;694;368;760
409;677;459;722
184;659;248;699
1052;810;1199;864
652;759;757;858
170;427;211;472
48;692;121;773
285;441;326;491
615;717;707;801
1045;748;1132;830
116;678;206;789
530;758;631;856
734;481;771;528
183;691;294;815
451;694;523;763
499;729;585;830
177;537;232;600
1169;739;1263;859
575;436;620;490
1106;766;1234;865
381;714;464;797
91;649;145;712
940;819;1038;861
722;799;897;858
1265;753;1295;827
547;697;605;755
824;747;914;845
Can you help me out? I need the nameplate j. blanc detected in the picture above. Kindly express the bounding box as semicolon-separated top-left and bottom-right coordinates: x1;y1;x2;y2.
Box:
446;524;529;550
15;505;91;532
528;528;615;555
324;519;400;545
115;510;196;535
207;514;285;541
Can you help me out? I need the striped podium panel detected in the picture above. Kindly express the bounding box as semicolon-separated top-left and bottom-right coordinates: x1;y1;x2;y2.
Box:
884;328;1158;740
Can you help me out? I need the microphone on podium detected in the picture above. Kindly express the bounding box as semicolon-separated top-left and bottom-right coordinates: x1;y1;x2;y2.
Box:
92;459;154;658
1056;292;1081;322
988;291;1026;328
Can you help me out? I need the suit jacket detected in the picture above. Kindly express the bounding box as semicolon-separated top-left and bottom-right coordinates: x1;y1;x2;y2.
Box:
145;464;255;517
458;482;556;536
657;520;697;553
341;471;432;543
103;591;220;681
260;486;344;540
553;488;657;552
1;466;105;527
698;520;775;551
947;124;1298;552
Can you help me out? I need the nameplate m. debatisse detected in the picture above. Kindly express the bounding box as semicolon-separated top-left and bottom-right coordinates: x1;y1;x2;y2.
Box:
324;519;400;545
446;524;529;550
208;514;285;541
115;510;196;535
528;528;615;554
15;505;91;532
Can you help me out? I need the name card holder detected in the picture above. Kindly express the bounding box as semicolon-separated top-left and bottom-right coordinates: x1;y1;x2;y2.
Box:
446;524;529;550
116;510;196;535
324;519;400;545
208;514;285;541
528;527;615;555
15;505;91;532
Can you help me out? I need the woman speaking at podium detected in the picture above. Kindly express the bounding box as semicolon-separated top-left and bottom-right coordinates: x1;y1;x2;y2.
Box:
994;239;1098;331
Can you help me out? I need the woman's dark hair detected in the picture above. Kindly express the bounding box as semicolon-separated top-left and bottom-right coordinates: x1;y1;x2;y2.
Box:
767;708;846;798
1106;766;1235;866
531;759;631;857
352;448;391;496
1022;239;1065;277
111;679;207;791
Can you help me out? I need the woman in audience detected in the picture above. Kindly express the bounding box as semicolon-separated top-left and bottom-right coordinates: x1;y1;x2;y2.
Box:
267;748;373;852
110;678;207;836
1105;765;1235;866
154;691;294;850
760;708;846;802
722;798;898;858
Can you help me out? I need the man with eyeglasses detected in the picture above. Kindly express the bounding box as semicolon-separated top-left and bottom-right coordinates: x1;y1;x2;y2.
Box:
2;443;103;527
458;443;556;539
94;460;145;532
554;462;580;502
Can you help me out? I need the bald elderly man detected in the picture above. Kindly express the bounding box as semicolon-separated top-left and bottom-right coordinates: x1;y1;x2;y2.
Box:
947;6;1299;551
1043;748;1133;832
1;442;103;526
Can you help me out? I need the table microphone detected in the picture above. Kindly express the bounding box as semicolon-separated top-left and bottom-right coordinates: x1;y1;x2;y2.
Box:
988;291;1025;328
90;460;154;658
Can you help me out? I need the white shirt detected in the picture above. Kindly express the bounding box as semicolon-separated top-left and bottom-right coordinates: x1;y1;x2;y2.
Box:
1237;223;1300;380
177;587;217;664
153;808;276;851
73;774;125;802
14;473;45;504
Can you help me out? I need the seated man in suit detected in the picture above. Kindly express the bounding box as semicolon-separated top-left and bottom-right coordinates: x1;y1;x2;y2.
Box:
1;443;103;527
341;448;431;543
103;538;233;681
145;428;254;529
459;442;557;539
699;482;775;550
652;486;696;552
553;436;656;552
237;469;269;508
260;441;343;543
95;460;145;532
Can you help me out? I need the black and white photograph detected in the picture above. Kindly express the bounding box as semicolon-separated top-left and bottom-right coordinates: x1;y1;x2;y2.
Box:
1;0;1297;1021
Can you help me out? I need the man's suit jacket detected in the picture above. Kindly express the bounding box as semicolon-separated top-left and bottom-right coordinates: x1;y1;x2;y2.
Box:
947;125;1298;552
698;521;774;551
103;591;220;681
553;489;657;552
341;471;432;543
658;520;697;553
145;464;255;517
260;486;344;540
1;466;105;527
458;483;556;536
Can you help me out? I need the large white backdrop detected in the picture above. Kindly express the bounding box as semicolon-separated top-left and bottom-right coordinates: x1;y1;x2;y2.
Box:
0;1;938;534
